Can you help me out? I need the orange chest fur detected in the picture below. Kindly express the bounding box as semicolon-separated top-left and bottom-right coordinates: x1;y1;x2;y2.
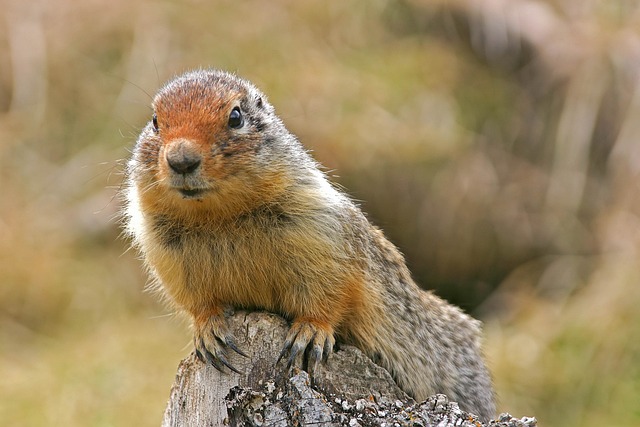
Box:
145;228;283;312
141;214;350;317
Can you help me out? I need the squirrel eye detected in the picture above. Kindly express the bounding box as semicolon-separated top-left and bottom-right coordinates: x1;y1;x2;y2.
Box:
152;114;159;132
228;107;244;129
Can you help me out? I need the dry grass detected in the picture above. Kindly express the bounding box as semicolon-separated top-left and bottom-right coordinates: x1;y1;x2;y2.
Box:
1;0;639;425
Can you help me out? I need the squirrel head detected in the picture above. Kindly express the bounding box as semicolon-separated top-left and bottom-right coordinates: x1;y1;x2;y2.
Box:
128;69;301;221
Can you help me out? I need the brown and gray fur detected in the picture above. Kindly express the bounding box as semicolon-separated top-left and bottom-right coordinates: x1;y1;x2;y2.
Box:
123;69;495;421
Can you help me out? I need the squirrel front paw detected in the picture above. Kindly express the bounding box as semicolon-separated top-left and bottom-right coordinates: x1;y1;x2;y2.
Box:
193;311;248;373
279;318;335;374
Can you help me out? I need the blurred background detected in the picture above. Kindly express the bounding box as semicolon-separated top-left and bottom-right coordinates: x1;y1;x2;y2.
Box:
1;0;639;425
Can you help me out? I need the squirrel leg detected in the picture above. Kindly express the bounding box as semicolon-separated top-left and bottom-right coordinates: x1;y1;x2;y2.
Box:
279;317;335;375
192;306;248;373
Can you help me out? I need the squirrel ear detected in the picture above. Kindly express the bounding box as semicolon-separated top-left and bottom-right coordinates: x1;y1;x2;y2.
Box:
256;97;263;109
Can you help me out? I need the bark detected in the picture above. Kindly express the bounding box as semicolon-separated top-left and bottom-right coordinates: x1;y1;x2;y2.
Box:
162;311;536;427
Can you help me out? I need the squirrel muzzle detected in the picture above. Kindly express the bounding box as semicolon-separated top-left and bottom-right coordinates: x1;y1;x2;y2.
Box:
164;138;208;198
166;138;202;175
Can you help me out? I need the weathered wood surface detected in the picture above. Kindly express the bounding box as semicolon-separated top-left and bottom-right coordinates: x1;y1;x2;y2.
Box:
161;311;536;427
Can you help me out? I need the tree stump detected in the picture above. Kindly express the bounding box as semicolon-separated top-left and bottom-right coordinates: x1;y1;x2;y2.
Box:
161;311;536;427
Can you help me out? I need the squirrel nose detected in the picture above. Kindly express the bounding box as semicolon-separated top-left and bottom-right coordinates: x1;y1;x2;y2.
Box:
166;140;202;174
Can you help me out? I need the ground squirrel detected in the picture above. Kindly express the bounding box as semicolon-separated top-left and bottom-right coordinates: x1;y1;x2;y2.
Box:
124;69;496;421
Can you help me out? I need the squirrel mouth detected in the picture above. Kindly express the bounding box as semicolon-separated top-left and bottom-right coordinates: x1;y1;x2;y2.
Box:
178;188;206;199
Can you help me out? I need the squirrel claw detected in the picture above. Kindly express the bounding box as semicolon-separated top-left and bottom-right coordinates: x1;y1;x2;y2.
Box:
279;320;335;374
193;313;245;374
225;337;248;358
195;348;205;363
322;337;332;363
216;350;243;374
277;342;291;364
195;336;243;374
